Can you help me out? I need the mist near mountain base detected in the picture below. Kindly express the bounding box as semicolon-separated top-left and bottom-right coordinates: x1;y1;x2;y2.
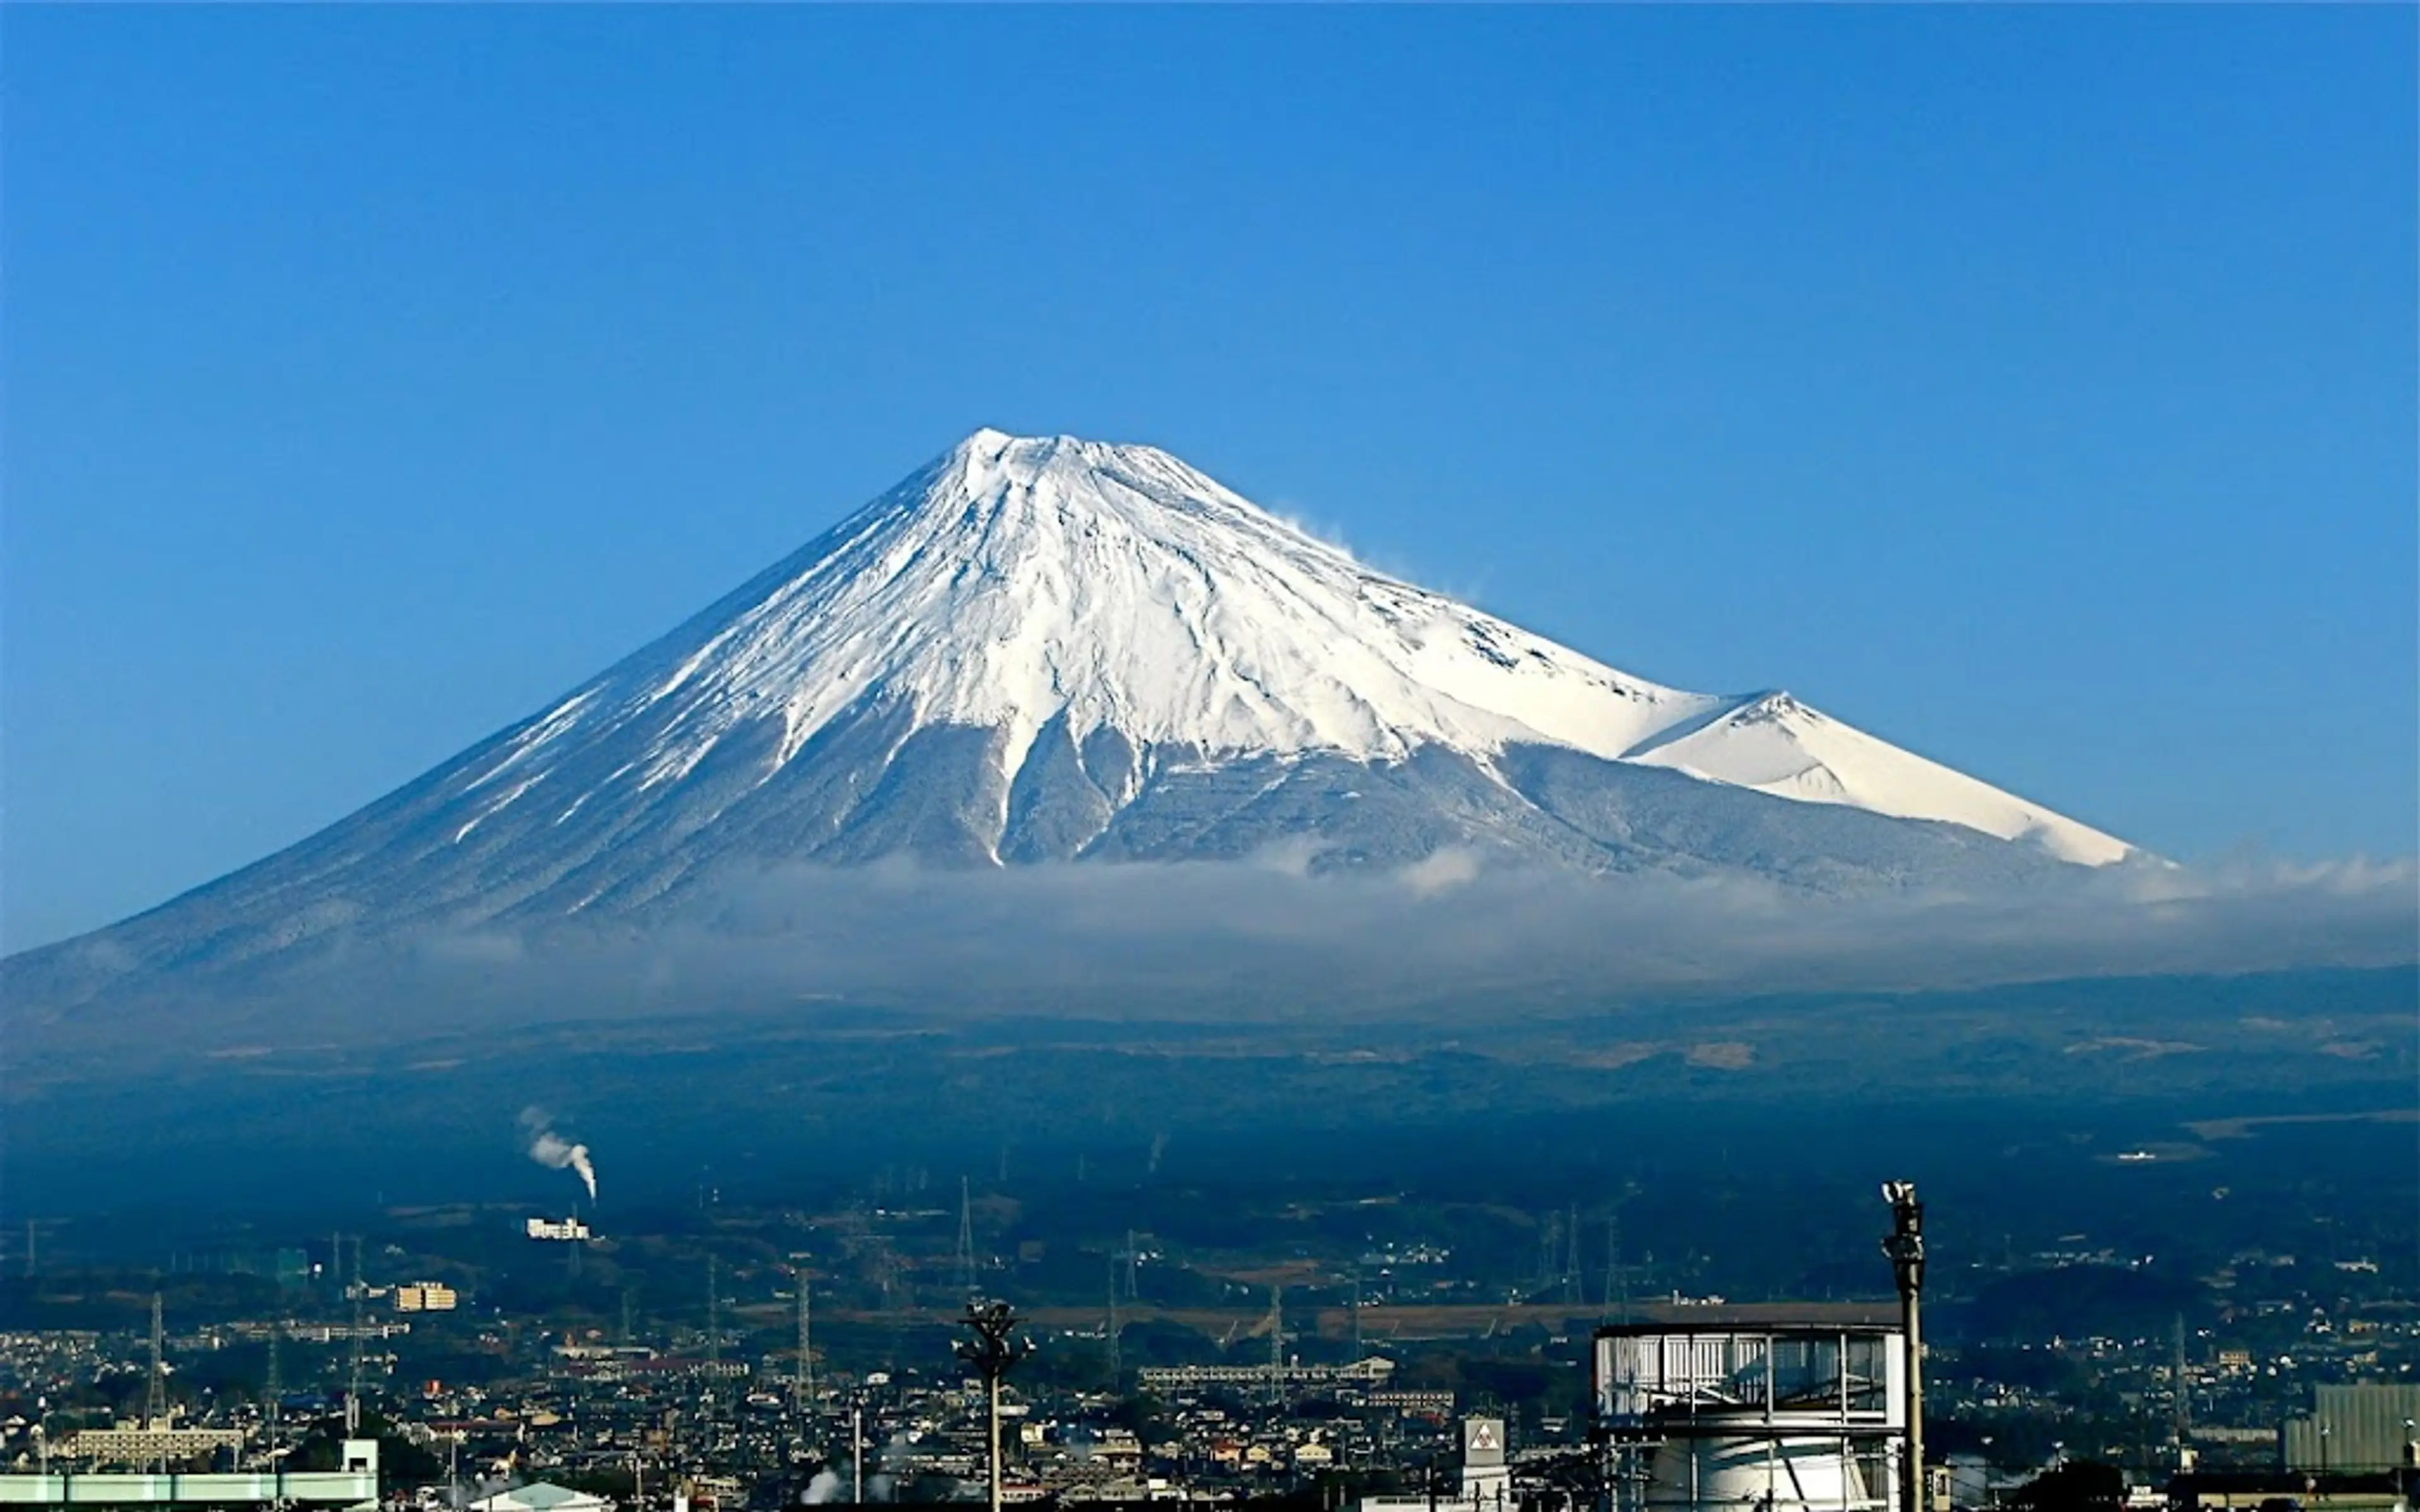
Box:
389;848;2416;1028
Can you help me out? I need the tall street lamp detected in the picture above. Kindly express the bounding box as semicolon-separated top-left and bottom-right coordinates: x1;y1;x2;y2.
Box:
1882;1182;1927;1512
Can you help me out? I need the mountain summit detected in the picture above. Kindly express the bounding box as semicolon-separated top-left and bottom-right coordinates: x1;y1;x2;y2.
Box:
14;430;2131;992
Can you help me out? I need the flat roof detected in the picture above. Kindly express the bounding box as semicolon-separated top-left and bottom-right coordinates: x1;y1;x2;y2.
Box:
1594;1303;1901;1332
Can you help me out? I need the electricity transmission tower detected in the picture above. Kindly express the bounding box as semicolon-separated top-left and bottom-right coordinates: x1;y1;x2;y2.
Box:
1351;1267;1364;1359
1264;1286;1286;1405
145;1293;168;1429
795;1268;815;1415
955;1177;977;1298
345;1236;364;1436
1105;1254;1122;1392
263;1320;283;1457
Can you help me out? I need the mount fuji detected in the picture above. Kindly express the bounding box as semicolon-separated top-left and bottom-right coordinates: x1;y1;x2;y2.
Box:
10;429;2134;1012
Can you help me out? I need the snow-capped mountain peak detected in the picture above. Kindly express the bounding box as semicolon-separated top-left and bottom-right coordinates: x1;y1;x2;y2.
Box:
509;428;1729;810
6;429;2138;1000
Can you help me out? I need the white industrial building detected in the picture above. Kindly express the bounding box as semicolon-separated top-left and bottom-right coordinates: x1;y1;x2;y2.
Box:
1596;1307;1908;1512
0;1438;379;1506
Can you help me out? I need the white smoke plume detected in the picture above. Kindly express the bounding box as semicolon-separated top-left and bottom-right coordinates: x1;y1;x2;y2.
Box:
804;1470;843;1504
519;1107;597;1203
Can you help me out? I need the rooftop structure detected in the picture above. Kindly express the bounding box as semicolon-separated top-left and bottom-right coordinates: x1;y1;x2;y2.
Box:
1595;1315;1908;1512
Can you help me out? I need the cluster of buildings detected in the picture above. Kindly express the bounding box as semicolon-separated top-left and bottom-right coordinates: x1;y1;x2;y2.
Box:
0;1181;2412;1512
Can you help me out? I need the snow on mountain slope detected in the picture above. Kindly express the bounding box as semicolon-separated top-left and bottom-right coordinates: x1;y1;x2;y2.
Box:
481;428;1727;822
1621;692;2129;865
453;428;2123;866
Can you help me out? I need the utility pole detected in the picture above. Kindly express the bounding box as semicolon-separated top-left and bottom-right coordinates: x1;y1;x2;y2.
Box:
1883;1183;1927;1512
955;1300;1030;1512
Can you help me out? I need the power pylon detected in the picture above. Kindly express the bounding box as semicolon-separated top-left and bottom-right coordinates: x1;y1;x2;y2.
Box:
1105;1254;1122;1392
1351;1267;1364;1359
345;1235;364;1436
1264;1286;1285;1404
1602;1211;1628;1321
2171;1314;2192;1444
145;1293;168;1429
263;1320;283;1454
955;1177;977;1298
796;1268;815;1415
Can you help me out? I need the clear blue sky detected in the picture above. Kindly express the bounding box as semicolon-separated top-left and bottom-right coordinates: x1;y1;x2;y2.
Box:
4;6;2413;951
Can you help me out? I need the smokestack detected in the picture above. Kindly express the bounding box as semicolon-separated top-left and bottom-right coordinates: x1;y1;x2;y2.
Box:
519;1108;599;1203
